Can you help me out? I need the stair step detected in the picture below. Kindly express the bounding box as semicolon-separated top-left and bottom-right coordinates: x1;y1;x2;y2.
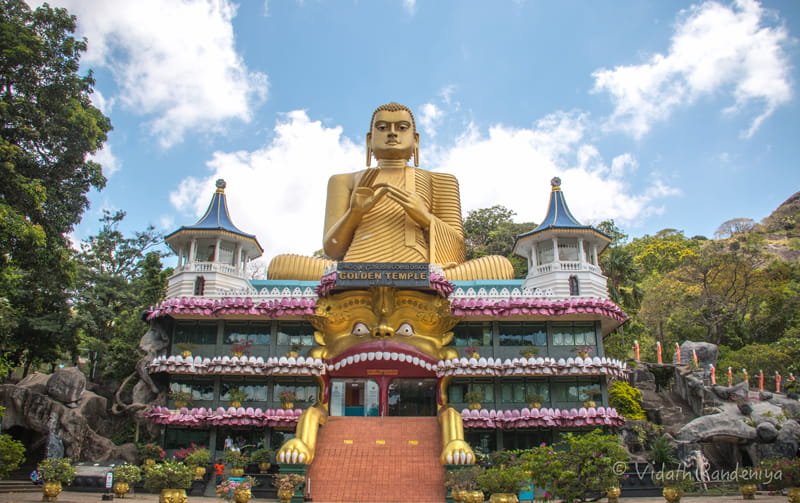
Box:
307;417;445;502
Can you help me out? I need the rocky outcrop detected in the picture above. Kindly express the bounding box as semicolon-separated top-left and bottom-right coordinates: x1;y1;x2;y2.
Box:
677;341;718;367
0;379;137;463
45;367;87;406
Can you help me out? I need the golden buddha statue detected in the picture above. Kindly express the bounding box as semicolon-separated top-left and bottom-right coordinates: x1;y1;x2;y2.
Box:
267;102;513;281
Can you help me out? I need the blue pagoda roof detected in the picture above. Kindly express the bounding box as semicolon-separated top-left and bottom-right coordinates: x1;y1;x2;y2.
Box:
165;180;262;252
515;177;610;241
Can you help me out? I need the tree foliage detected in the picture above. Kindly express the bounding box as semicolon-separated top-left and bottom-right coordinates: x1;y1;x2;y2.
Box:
463;205;535;278
0;0;112;374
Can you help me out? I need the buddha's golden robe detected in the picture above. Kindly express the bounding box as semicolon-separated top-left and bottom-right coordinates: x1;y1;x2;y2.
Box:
337;167;464;265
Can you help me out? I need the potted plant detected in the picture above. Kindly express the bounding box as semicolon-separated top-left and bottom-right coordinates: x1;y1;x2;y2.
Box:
525;393;544;409
231;341;251;357
465;345;480;359
575;346;593;359
111;464;142;498
183;447;211;480
464;390;484;410
249;447;273;473
476;466;526;503
273;473;305;503
223;449;249;477
519;347;539;359
583;388;603;408
216;476;257;503
143;459;194;503
733;466;762;500
287;341;304;357
139;443;166;465
227;387;249;408
652;469;694;503
445;466;484;503
279;390;297;409
175;342;196;358
38;458;76;502
169;390;194;409
520;429;629;503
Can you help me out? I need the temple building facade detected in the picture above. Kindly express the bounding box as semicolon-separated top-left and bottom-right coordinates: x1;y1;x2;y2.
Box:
143;177;627;457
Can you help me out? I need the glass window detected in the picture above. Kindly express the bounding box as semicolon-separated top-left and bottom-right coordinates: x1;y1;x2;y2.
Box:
224;322;271;345
273;380;319;404
218;242;235;265
552;379;600;402
448;381;493;403
170;379;215;401
452;322;492;347
221;382;268;402
498;322;546;346
500;381;549;403
558;238;579;261
537;241;554;265
164;428;210;450
215;430;265;451
276;322;315;347
174;321;217;345
551;322;596;346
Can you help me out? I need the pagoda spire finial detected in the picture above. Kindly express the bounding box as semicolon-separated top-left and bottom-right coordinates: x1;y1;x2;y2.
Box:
215;179;226;193
550;176;561;192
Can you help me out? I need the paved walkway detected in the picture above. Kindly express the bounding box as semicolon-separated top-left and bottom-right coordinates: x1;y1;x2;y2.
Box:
0;489;791;503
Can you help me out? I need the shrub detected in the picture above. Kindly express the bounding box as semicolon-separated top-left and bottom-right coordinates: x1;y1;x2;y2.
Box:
143;459;193;491
759;457;800;490
223;450;248;469
138;443;165;460
38;458;76;485
273;473;304;492
112;464;142;484
183;448;211;468
649;435;678;470
445;466;484;492
249;448;273;464
519;429;629;503
216;476;257;502
608;381;647;420
0;434;25;479
476;466;526;494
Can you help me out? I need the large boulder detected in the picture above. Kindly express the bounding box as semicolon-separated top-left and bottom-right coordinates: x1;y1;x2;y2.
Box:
677;341;718;367
710;381;749;401
17;373;51;394
46;367;86;406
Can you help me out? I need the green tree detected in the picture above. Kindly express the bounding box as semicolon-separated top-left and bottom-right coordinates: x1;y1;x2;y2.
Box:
1;0;112;374
463;205;535;278
70;211;165;380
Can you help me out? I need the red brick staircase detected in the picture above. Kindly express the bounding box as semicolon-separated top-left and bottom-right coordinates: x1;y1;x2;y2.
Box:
306;416;445;502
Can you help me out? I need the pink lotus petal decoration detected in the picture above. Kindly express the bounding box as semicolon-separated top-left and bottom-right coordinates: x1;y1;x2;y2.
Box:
460;406;624;429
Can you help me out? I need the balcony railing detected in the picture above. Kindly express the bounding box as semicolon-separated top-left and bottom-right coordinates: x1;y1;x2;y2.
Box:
535;261;602;275
175;261;243;277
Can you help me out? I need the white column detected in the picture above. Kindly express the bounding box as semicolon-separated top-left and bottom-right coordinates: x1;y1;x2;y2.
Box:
235;243;242;270
531;243;539;271
214;238;221;263
592;244;598;265
189;239;197;264
578;239;586;266
552;237;559;266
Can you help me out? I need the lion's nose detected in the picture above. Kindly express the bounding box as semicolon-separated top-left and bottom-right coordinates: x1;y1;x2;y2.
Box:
372;318;394;338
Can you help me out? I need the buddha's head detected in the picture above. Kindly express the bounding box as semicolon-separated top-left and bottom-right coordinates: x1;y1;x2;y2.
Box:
367;102;420;166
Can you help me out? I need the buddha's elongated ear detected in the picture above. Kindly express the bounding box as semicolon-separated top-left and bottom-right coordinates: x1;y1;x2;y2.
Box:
413;132;420;167
365;132;372;167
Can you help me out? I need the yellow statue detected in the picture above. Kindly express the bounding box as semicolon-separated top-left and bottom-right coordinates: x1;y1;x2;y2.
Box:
276;287;475;465
268;103;513;281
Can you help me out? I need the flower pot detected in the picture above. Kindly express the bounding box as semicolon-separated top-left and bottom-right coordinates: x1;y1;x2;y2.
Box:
528;402;542;409
662;487;682;503
174;400;188;408
180;350;192;358
230;400;241;408
468;403;481;410
738;483;756;499
231;351;244;358
278;488;294;503
469;352;480;359
577;351;590;358
789;487;800;503
282;402;294;409
583;400;597;408
488;494;518;503
193;466;206;480
606;486;621;503
42;482;62;502
159;488;188;503
233;488;251;503
230;468;245;477
258;462;271;474
286;351;299;358
462;490;484;503
113;482;130;498
143;458;156;466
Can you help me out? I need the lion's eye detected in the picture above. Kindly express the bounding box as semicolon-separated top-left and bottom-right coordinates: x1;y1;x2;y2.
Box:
396;323;414;336
352;322;370;336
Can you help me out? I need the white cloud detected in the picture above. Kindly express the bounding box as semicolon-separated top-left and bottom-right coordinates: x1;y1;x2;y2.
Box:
403;0;416;15
171;110;676;265
418;103;443;137
170;111;362;260
91;144;120;178
434;111;675;227
48;0;267;148
592;0;792;139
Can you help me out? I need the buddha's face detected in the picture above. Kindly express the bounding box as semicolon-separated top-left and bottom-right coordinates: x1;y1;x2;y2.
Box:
309;287;458;366
368;109;419;161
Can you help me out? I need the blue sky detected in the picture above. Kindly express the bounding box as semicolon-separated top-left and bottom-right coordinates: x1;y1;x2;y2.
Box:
33;0;800;267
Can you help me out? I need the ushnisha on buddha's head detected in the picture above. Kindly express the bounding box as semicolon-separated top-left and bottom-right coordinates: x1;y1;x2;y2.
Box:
366;102;420;167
